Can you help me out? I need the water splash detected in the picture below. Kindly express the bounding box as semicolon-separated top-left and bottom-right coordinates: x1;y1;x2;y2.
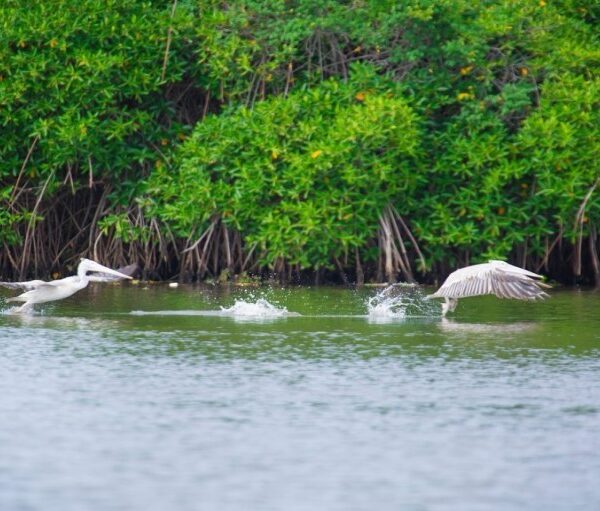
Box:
1;304;36;316
130;293;297;319
2;306;25;316
220;298;297;320
367;283;440;322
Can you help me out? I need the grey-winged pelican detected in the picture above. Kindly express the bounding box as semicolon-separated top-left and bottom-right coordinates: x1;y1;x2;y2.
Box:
1;258;133;312
427;260;550;316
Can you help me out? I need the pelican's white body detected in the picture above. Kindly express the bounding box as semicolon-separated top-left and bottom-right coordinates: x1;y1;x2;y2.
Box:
1;258;133;312
428;260;549;316
10;276;88;304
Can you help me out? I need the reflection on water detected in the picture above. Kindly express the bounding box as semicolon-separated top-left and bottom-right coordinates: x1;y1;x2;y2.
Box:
438;318;539;336
1;285;600;511
2;312;117;331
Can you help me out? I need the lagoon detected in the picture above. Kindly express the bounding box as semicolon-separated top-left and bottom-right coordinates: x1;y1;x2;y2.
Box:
1;285;599;510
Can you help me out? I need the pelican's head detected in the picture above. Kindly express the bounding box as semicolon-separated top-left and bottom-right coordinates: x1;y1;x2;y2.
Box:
78;258;134;280
441;297;458;316
441;300;450;316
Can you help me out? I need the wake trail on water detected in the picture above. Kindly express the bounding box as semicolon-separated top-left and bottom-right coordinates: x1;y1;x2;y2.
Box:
131;297;299;320
130;285;441;320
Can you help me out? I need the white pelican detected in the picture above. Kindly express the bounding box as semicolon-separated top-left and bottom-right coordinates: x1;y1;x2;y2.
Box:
427;260;550;316
1;258;133;312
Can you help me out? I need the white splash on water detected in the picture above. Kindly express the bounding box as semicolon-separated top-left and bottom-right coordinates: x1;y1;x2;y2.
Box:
2;305;36;316
367;283;440;322
220;298;295;319
130;296;296;319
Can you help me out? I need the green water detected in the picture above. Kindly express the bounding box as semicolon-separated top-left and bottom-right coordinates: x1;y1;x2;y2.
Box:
1;284;599;511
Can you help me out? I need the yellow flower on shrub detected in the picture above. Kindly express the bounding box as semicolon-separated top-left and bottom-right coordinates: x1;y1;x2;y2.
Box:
457;92;474;101
310;150;322;159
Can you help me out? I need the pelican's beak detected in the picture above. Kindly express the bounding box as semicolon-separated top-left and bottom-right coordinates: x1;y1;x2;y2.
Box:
86;260;134;280
441;302;449;316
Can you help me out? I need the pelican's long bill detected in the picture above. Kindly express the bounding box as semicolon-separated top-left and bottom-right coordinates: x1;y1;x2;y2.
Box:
81;259;134;281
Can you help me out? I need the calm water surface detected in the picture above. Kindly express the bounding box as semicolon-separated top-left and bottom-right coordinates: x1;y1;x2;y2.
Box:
1;284;599;511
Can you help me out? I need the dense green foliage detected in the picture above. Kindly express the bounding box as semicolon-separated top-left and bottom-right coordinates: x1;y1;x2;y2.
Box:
147;66;420;271
1;0;599;282
0;0;199;275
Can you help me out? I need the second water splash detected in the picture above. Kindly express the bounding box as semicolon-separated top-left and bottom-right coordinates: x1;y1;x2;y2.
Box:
367;283;441;321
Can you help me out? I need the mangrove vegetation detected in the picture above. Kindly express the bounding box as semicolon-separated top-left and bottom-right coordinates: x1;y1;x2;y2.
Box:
1;0;599;284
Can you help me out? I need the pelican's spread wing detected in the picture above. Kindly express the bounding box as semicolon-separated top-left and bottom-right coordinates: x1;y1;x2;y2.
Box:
3;281;64;303
431;260;549;300
2;276;79;293
0;279;48;291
